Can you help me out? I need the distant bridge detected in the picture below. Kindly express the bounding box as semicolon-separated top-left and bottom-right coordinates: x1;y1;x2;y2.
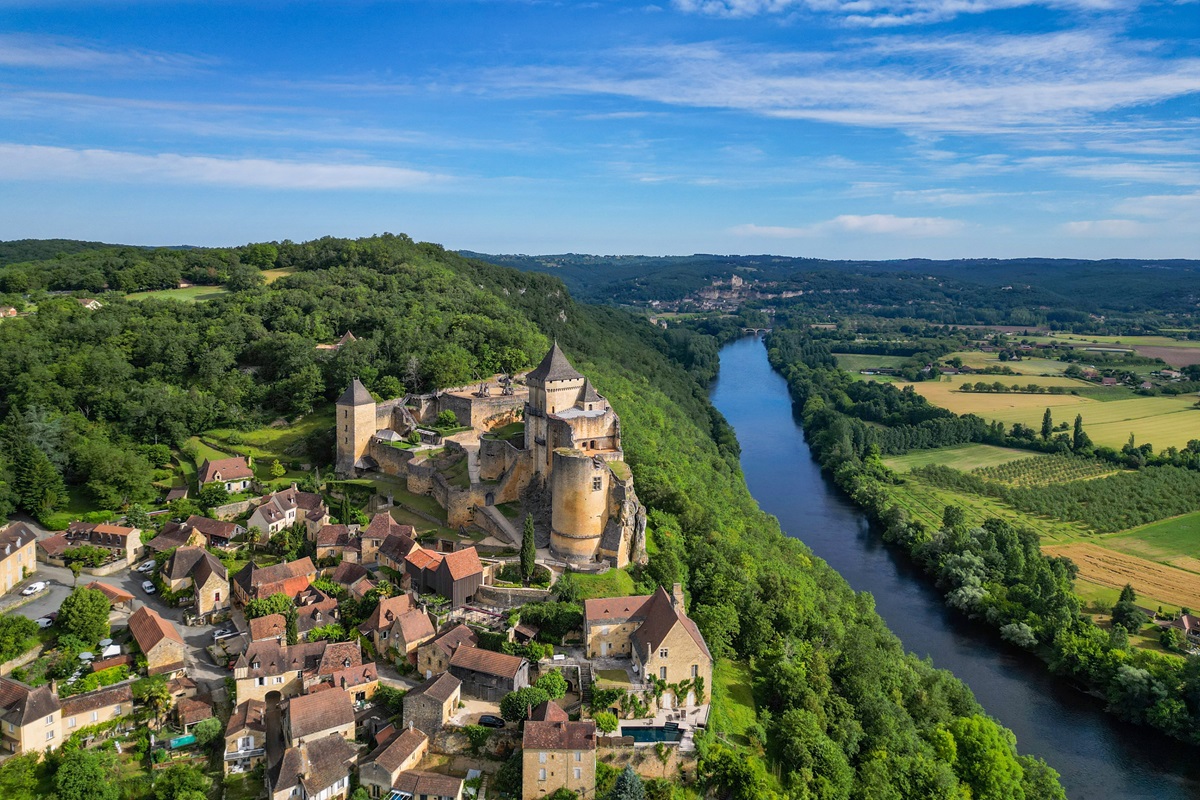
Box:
742;328;773;336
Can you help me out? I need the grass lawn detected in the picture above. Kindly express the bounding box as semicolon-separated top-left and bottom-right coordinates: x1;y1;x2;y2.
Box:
883;443;1030;473
42;484;105;530
1102;512;1200;574
126;285;229;302
709;658;757;746
484;422;525;443
832;353;910;372
595;669;631;687
574;567;636;600
205;406;334;466
439;456;472;489
947;351;1069;375
187;435;236;464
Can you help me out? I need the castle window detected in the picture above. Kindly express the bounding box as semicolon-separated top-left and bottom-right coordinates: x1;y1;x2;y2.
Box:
592;477;602;492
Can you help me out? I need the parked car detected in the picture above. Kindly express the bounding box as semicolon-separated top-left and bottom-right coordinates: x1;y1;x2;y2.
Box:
136;560;156;573
34;617;53;629
20;582;46;596
478;715;506;728
141;580;156;594
212;627;238;641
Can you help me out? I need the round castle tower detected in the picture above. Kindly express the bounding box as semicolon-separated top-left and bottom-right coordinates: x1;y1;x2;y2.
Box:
550;448;610;562
335;378;376;477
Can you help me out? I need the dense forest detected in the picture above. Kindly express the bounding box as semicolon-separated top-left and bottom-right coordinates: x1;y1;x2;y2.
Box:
0;236;1066;798
768;326;1200;746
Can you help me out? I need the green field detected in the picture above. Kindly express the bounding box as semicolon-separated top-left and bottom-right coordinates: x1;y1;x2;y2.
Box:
1041;333;1200;349
574;567;636;599
883;443;1029;473
710;658;757;746
126;285;229;302
986;395;1200;450
948;350;1068;375
832;353;909;372
1102;512;1200;573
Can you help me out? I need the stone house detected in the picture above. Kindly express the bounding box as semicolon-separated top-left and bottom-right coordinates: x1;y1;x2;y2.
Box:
377;529;419;575
358;594;435;664
65;522;143;566
0;524;37;594
314;524;355;563
331;562;375;600
249;613;288;643
401;672;461;736
416;624;478;680
248;486;329;538
156;515;244;550
60;681;133;737
35;533;70;566
391;770;464;800
270;733;357;800
285;688;356;746
359;727;429;798
231;557;316;606
320;661;379;707
234;639;325;702
584;584;712;704
198;456;255;494
448;646;528;702
0;678;61;755
359;512;413;565
176;697;214;733
224;699;267;774
163;546;230;621
128;606;186;677
522;700;596;800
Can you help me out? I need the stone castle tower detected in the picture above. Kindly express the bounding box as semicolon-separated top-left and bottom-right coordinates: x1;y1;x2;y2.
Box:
335;378;376;476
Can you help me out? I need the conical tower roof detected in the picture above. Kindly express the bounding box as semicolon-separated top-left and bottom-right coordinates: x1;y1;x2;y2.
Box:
580;378;602;403
526;341;583;384
337;378;373;406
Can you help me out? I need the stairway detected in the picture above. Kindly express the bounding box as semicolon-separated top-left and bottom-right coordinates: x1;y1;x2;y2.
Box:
479;505;520;545
580;663;594;709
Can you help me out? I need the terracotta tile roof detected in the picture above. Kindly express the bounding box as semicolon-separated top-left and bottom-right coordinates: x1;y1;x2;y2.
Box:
128;606;183;653
226;699;266;736
238;639;326;678
249;613;287;642
440;548;483;581
61;682;132;716
449;645;526;680
529;699;568;723
177;697;214;726
275;734;357;795
523;714;596;752
358;594;417;635
85;581;133;605
363;512;413;542
406;672;461;705
429;624;479;659
378;530;419;564
396;609;436;644
348;576;376;600
199;457;253;485
404;548;443;573
584;595;652;624
37;533;71;557
367;727;427;775
287;688;354;741
315;524;351;548
317;641;363;676
327;662;379;692
234;557;314;599
392;770;464;799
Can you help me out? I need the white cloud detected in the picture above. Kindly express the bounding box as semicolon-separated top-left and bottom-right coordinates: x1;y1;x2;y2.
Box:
673;0;1127;26
731;214;964;237
1060;219;1150;236
1113;191;1200;219
0;144;453;190
0;33;211;72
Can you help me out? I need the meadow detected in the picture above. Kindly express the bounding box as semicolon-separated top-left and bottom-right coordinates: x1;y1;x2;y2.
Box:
986;395;1200;450
948;350;1069;375
910;374;1093;416
1043;542;1200;611
1102;512;1200;574
126;285;229;302
883;443;1029;472
832;353;910;372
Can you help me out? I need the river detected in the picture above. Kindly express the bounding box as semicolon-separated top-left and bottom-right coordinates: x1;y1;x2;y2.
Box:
709;335;1200;800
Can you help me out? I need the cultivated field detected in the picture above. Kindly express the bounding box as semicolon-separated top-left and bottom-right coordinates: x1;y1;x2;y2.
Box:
948;351;1068;375
911;374;1092;416
883;443;1029;473
986;395;1200;450
1043;542;1200;609
127;285;229;302
1023;334;1200;367
1103;513;1200;572
833;353;909;372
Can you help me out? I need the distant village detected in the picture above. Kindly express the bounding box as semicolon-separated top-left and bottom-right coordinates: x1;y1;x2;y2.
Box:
0;344;713;799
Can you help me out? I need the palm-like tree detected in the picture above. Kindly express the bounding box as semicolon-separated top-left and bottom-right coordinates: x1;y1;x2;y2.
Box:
143;681;172;730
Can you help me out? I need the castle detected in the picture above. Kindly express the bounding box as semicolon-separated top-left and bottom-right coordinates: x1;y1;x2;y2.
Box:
335;343;646;568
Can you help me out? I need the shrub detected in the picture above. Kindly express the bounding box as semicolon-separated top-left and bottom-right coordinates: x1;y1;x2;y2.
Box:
499;686;550;722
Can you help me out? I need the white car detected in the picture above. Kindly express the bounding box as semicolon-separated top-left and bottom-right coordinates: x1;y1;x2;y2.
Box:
212;627;238;641
136;560;156;573
141;580;156;594
20;582;46;596
34;617;53;629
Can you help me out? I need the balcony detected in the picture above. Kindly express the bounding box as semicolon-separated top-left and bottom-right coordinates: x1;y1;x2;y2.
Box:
224;747;265;760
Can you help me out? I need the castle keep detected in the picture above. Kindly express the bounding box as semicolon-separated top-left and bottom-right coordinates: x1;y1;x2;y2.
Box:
335;343;646;568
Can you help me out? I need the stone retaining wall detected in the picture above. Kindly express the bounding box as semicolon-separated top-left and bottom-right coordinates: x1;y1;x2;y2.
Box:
210;499;257;521
475;584;552;608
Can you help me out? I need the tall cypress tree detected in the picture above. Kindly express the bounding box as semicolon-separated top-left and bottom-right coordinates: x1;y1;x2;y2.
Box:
520;513;536;582
1041;408;1053;441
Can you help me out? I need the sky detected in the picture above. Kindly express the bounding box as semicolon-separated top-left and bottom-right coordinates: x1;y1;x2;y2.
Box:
0;0;1197;259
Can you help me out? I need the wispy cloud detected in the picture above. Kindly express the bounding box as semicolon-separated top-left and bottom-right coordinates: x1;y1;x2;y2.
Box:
0;144;453;190
731;214;965;237
0;33;212;72
673;0;1128;26
1060;219;1150;237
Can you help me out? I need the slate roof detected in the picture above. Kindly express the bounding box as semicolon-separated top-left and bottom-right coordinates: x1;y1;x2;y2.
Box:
274;734;358;795
191;550;228;589
440;548;483;581
449;645;526;680
287;688;354;740
0;523;36;557
237;639;326;678
198;456;253;486
226;699;267;737
147;523;201;552
378;530;419;564
337;378;373;406
128;606;184;653
185;515;241;542
366;727;427;775
62;682;132;716
392;770;464;799
580;378;602;403
164;546;210;582
406;672;462;705
526;342;584;384
331;561;369;586
0;678;60;726
631;586;712;662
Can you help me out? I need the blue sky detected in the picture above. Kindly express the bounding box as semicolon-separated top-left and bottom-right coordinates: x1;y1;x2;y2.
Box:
0;0;1196;259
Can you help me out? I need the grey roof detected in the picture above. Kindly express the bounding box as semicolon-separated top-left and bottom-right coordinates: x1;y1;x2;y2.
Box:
580;378;602;403
526;342;583;384
337;378;373;406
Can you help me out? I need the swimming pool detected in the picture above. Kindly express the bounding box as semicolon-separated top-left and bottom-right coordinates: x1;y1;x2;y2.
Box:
621;725;683;743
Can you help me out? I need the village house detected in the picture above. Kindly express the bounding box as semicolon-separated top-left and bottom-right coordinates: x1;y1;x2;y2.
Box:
377;529;420;575
0;523;37;595
294;586;340;639
61;681;133;736
269;733;358;800
128;605;187;677
1171;614;1200;645
401;672;461;736
391;770;464;800
405;546;485;609
448;646;528;701
417;624;478;680
331;561;376;600
248;485;330;537
234;639;325;702
35;533;71;565
154;515;244;551
64;522;144;566
249;613;287;642
162;546;230;621
359;727;430;798
224;699;268;774
85;581;134;611
522;700;596;800
320;660;379;706
358;594;435;665
231;557;316;606
76;298;103;310
176;697;214;733
314;524;355;563
584;584;712;703
0;677;133;757
284;688;356;746
198;456;255;494
359;512;412;565
0;306;17;317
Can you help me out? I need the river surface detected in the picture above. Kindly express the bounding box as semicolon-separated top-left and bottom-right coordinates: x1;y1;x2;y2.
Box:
710;335;1200;800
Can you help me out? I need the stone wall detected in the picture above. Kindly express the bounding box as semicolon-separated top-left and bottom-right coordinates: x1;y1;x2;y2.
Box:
436;392;524;431
368;438;416;478
599;744;697;783
479;437;523;482
475;584;552;608
210;499;257;521
0;643;44;676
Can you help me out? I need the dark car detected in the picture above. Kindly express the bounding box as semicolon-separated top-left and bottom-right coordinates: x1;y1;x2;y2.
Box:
478;714;506;728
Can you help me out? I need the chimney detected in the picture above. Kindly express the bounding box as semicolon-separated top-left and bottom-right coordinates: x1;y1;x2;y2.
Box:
671;583;684;609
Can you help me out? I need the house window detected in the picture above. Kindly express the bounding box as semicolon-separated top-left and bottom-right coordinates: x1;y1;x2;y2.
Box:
538;769;547;781
574;768;582;780
241;736;253;749
575;752;582;762
659;648;668;658
381;631;388;639
91;711;98;722
44;715;53;725
68;717;76;729
539;752;547;763
215;592;221;603
274;676;284;684
256;678;265;687
45;731;54;741
660;667;667;680
592;477;602;491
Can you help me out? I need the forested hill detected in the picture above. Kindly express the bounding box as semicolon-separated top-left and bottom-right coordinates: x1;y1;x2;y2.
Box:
0;238;130;267
0;236;1065;798
463;250;1200;320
